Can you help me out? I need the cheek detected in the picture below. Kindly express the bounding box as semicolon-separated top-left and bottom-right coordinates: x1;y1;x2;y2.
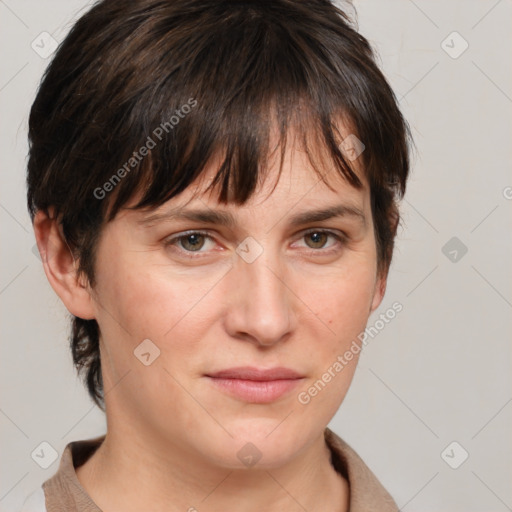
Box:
304;262;376;334
296;260;377;407
94;263;214;417
294;267;375;418
94;257;227;369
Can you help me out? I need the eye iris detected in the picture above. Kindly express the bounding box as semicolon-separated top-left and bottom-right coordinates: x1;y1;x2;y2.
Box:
181;234;205;251
177;232;332;252
306;231;328;249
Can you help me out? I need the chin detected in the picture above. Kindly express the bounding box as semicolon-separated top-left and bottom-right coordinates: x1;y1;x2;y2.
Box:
199;419;310;470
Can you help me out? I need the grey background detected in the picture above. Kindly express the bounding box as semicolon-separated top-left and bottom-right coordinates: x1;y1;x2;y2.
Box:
1;1;511;510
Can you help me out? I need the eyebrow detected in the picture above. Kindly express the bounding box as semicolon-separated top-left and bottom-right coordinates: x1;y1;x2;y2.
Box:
137;203;366;229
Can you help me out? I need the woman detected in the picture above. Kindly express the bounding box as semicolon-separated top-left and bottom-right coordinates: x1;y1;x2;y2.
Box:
23;0;412;509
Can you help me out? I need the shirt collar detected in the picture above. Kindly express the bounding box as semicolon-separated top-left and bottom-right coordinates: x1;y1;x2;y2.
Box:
43;428;397;511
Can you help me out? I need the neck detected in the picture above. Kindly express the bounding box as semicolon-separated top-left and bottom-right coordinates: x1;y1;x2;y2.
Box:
76;426;349;512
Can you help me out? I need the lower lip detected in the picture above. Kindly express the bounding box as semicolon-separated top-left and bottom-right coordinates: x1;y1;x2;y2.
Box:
206;377;303;403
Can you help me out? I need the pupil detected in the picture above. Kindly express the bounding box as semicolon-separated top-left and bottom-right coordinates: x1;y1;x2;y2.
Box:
184;234;203;250
309;232;325;248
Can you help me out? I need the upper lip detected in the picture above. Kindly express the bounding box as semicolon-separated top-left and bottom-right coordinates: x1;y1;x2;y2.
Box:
206;366;304;381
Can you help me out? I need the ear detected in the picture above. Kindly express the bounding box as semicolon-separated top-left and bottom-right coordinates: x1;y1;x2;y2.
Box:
369;270;387;314
33;208;96;320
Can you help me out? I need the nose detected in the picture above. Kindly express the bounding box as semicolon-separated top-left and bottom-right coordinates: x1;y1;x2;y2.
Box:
223;245;297;347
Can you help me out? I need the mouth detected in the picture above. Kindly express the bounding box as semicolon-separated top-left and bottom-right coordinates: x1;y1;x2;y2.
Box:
205;366;305;403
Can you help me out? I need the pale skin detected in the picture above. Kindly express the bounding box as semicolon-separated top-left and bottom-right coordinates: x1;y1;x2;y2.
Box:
33;127;388;512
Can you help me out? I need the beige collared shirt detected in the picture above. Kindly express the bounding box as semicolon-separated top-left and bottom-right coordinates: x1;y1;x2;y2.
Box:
20;428;398;511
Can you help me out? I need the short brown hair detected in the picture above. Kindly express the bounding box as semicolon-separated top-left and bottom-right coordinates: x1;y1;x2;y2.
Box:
27;0;413;410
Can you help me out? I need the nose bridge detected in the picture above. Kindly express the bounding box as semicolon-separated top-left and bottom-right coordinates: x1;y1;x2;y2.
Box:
227;240;294;345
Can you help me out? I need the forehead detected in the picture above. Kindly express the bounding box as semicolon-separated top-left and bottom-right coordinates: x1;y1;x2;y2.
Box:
120;118;370;222
198;138;366;202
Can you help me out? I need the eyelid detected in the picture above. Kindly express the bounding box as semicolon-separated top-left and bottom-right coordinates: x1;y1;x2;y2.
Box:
163;229;215;246
300;227;347;240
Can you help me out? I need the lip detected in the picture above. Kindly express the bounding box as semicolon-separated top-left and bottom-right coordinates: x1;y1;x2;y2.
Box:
207;366;304;381
205;366;305;403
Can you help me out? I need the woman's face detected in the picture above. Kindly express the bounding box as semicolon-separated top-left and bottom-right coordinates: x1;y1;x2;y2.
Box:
87;134;386;469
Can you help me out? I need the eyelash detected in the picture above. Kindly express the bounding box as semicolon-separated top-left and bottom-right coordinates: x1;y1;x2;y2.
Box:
163;229;347;258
